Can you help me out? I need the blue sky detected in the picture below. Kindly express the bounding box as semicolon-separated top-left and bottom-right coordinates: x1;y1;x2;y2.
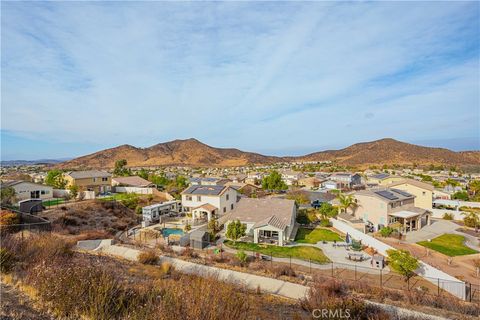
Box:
1;1;479;160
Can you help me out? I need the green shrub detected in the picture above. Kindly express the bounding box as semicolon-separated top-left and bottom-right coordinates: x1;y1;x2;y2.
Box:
379;226;394;237
464;216;477;228
0;248;15;273
235;250;248;265
442;212;454;220
319;219;331;227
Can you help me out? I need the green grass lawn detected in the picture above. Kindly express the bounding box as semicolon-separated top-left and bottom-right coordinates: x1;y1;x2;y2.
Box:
42;198;65;207
224;240;330;264
295;227;343;243
417;234;478;257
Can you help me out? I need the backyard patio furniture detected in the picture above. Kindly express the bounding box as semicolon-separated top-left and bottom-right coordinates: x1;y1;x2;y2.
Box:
347;252;364;261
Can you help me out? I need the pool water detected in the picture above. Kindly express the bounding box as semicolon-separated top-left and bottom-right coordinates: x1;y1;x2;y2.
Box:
162;228;184;238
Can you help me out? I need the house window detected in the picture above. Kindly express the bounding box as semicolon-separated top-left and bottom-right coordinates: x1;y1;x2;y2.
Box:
186;196;192;201
231;204;234;210
223;207;226;213
422;191;426;196
102;177;108;182
197;196;201;201
41;190;46;195
93;178;96;182
226;194;229;201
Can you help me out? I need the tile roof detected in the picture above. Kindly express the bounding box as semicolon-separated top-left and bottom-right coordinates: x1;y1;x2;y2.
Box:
226;198;295;230
193;203;218;212
388;179;434;191
252;215;287;230
112;176;153;187
66;170;111;179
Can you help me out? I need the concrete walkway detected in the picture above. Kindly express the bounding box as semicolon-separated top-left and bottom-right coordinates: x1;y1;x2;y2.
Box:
405;220;460;243
87;242;448;320
100;244;308;300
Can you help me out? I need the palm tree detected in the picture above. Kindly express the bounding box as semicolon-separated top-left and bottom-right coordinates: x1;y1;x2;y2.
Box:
336;192;358;215
462;210;480;232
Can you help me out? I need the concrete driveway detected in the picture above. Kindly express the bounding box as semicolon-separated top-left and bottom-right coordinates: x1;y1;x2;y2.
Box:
405;220;460;243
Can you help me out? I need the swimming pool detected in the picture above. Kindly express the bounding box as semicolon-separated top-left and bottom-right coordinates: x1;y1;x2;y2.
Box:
162;228;184;238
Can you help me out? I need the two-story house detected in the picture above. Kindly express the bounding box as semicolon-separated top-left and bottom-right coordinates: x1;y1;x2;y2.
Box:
329;173;362;189
189;177;229;186
281;170;305;186
64;170;112;195
181;185;238;222
388;179;434;210
342;188;431;233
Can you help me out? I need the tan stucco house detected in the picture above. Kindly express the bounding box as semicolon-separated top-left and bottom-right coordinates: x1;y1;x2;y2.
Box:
224;198;297;246
367;173;404;186
342;188;431;233
388;179;433;210
64;170;112;195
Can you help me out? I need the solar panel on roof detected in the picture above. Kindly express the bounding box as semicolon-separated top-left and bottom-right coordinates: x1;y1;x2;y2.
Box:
374;190;398;200
391;189;412;197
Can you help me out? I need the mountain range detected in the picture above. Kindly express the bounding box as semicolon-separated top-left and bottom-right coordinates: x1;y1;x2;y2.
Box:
56;138;480;169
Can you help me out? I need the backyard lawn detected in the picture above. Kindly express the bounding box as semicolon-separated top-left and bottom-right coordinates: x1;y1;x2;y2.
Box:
224;240;330;264
295;227;343;243
42;198;65;207
417;234;478;257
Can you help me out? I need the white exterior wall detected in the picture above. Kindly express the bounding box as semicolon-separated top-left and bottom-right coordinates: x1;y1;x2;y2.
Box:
182;188;238;214
115;187;154;194
330;218;467;300
11;182;53;202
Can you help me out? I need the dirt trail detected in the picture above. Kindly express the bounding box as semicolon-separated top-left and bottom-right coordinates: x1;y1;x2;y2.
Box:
0;281;55;320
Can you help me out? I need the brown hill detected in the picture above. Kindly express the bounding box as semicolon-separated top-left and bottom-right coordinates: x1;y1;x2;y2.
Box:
295;138;480;168
57;138;480;169
57;138;281;169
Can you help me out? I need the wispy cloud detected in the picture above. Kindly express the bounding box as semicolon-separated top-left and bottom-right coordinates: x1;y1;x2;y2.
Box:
1;1;478;159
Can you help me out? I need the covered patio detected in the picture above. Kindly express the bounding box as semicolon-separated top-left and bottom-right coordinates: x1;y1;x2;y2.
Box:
388;208;431;233
192;204;218;223
252;216;287;246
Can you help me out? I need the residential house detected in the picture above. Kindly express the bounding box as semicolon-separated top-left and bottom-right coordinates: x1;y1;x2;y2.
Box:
343;188;431;233
181;185;239;222
224;198;297;246
112;176;155;188
64;170;112;195
227;174;247;183
0;180;53;202
367;173;405;186
387;179;434;210
433;188;451;200
224;182;261;197
281;170;305;186
189;177;229;186
324;180;340;190
298;176;322;189
245;172;265;185
329;173;362;189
